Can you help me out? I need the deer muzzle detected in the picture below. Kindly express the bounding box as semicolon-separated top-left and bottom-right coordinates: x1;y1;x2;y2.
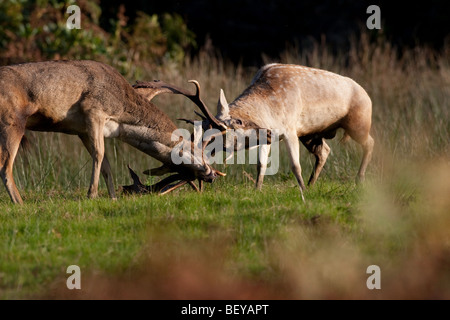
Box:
198;165;226;183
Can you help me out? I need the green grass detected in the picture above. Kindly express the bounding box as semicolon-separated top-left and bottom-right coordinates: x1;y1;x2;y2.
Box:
1;162;449;299
0;178;360;299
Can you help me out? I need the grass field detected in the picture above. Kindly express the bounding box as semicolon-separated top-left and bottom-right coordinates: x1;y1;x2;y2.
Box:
0;179;355;299
0;35;449;299
1;162;449;299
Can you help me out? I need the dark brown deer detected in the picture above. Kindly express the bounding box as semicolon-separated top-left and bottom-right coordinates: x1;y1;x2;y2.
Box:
0;60;224;204
135;63;374;201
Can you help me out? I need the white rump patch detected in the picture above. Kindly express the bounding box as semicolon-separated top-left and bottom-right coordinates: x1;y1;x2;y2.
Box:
103;120;120;138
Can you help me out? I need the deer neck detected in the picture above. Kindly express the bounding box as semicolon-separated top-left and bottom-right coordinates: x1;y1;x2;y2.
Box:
117;123;175;163
118;124;208;178
229;94;269;126
115;100;206;174
114;97;180;164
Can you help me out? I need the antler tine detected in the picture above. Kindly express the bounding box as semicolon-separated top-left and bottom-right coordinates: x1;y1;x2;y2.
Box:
133;80;183;101
186;80;227;131
177;112;206;127
188;79;201;95
127;164;142;185
133;79;227;131
159;180;188;195
188;181;200;192
121;165;150;194
194;110;207;121
133;79;192;96
177;118;196;125
143;164;171;176
122;167;192;196
214;170;227;177
202;129;226;149
150;173;184;192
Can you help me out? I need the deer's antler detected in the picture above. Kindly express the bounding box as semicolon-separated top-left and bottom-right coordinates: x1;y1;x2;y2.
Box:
133;80;227;131
121;166;200;195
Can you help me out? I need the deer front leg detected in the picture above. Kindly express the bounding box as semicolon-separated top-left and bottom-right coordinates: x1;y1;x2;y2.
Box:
256;144;271;190
79;134;116;199
0;126;25;204
284;134;306;202
83;118;107;199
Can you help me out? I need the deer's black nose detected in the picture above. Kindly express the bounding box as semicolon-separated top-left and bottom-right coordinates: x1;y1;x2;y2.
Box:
202;170;217;183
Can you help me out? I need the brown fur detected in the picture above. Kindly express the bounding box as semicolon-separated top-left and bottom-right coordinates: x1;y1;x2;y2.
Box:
0;60;214;204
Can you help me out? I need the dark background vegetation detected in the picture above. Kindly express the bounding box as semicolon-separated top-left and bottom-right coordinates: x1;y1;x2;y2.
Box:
1;0;449;68
101;0;450;64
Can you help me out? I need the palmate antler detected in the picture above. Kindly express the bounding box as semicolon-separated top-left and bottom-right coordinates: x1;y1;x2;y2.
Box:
120;116;228;196
133;80;227;131
121;165;225;196
121;165;193;196
121;80;230;197
134;79;272;146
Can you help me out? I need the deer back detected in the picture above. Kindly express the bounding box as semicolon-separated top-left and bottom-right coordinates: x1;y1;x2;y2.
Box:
0;60;178;141
226;63;370;136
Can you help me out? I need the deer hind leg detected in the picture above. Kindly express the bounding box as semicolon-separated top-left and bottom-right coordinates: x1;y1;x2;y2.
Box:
79;134;116;199
355;134;374;184
256;144;271;190
0;126;25;204
301;137;331;186
344;119;374;184
284;134;306;202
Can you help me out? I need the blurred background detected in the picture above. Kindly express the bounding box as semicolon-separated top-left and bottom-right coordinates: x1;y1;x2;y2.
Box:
1;0;449;68
103;0;450;65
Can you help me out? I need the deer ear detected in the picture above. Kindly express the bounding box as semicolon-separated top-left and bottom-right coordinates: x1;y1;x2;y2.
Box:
217;89;230;120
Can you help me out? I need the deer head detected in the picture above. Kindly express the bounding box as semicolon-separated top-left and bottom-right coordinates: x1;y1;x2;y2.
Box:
123;80;227;195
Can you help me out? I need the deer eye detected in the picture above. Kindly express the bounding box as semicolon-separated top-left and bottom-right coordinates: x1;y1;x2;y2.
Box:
235;119;243;125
